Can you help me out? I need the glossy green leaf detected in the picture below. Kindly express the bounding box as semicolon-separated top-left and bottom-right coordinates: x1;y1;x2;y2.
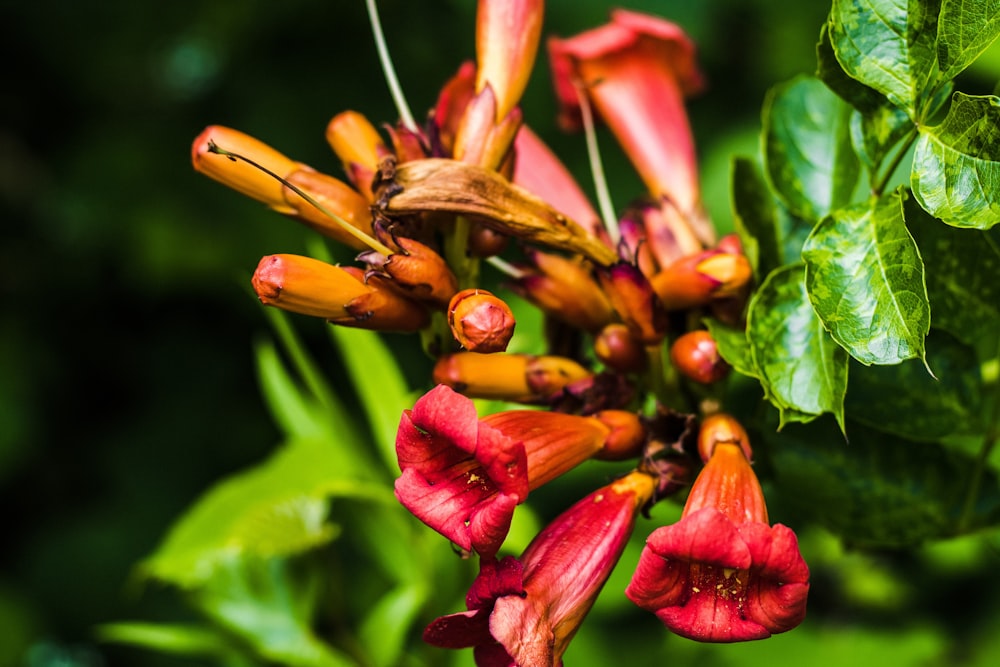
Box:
802;191;930;365
911;93;1000;229
763;75;860;221
936;0;1000;80
141;437;394;588
904;195;1000;346
730;156;781;277
197;556;354;667
827;0;942;117
845;329;982;440
763;418;1000;548
328;327;415;477
816;21;886;113
746;264;849;429
704;317;757;379
849;105;915;172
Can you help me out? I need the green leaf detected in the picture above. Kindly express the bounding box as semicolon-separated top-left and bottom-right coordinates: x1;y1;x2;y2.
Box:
141;437;394;588
197;556;355;667
358;583;429;667
827;0;942;117
802;191;930;365
911;93;1000;229
849;105;915;172
936;0;1000;80
704;317;757;379
763;418;1000;548
845;329;982;440
816;21;886;113
96;622;241;660
256;338;344;443
730;157;781;277
763;75;860;222
746;264;849;429
329;327;415;476
904;194;1000;346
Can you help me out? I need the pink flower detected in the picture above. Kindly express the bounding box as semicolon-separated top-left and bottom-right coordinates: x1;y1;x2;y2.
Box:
548;10;712;244
626;414;809;642
394;385;618;557
424;471;657;666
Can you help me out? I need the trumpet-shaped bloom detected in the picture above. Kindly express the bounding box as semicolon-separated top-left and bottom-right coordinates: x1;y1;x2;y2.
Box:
394;385;618;557
548;10;711;243
626;416;809;642
425;470;657;666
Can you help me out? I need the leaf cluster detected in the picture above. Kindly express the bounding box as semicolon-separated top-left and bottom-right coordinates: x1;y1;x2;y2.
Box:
716;0;1000;547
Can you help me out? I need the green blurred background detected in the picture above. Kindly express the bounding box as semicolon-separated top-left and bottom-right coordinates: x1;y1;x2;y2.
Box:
4;0;1000;665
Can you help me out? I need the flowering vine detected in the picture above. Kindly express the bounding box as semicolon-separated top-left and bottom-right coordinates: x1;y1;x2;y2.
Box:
190;1;816;663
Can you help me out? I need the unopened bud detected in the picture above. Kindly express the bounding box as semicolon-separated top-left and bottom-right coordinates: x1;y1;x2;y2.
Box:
651;250;753;311
669;330;730;384
281;170;374;249
252;254;371;319
697;413;751;463
596;262;669;344
433;352;590;402
362;228;459;308
593;323;648;373
192;126;304;213
448;289;516;353
594;410;646;460
511;250;615;332
326;111;389;200
250;255;428;332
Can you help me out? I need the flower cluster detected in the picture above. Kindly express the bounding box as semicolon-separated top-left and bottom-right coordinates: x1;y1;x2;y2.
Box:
192;1;808;663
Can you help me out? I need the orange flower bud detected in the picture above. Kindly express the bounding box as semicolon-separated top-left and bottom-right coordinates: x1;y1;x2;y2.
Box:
362;229;459;308
334;267;431;332
433;352;591;402
192;125;304;214
593;323;648;374
326;111;389;200
593;410;646;460
281;170;374;250
448;289;516;353
251;254;428;332
651;250;753;311
511;250;615;332
252;254;372;319
697;413;752;463
525;355;593;396
670;330;730;384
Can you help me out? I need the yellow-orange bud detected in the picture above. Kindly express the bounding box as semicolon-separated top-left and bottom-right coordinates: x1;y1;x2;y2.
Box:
433;352;591;402
192;125;304;213
251;254;371;319
697;413;752;463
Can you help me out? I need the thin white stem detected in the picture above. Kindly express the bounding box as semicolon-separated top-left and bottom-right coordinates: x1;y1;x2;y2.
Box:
366;0;418;132
486;255;526;279
576;79;619;246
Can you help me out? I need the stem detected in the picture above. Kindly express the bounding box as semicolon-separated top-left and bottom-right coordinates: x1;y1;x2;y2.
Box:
366;0;418;133
871;126;919;198
208;141;394;256
575;79;619;246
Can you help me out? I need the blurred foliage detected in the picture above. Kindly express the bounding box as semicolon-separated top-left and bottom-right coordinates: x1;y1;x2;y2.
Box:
3;0;1000;666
